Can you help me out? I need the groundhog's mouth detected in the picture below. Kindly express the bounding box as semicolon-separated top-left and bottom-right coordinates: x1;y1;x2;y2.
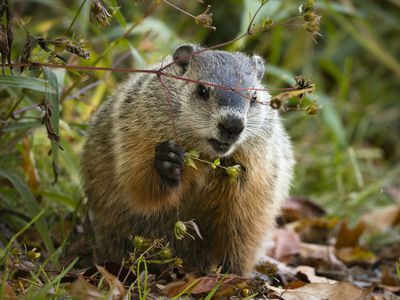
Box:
208;138;232;154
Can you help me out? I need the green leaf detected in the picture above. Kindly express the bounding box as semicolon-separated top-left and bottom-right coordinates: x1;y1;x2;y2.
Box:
184;157;197;170
212;157;221;169
185;149;201;159
59;136;82;190
0;171;57;264
1;121;42;132
0;75;56;94
312;93;347;147
108;0;126;27
226;165;241;181
40;191;78;209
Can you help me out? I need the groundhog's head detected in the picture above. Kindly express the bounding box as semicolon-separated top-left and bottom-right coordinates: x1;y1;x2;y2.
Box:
170;44;274;158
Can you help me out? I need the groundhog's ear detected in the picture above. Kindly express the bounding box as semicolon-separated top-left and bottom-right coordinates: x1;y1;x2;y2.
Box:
252;55;265;81
173;44;196;73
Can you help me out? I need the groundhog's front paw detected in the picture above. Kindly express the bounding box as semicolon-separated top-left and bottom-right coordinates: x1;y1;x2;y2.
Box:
155;140;184;186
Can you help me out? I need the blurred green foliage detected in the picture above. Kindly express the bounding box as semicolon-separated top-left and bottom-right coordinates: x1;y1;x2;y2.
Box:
0;0;399;260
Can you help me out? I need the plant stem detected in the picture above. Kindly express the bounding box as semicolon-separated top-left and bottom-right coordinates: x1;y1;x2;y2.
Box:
68;0;88;32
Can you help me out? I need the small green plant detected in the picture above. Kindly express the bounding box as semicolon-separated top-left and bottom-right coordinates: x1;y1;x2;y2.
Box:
184;149;242;182
174;219;203;241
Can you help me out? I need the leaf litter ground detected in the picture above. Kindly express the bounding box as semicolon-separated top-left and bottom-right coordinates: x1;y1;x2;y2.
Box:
1;196;399;299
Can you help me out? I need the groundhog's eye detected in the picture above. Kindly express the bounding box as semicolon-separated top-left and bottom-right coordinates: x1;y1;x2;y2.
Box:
250;91;257;104
196;84;210;100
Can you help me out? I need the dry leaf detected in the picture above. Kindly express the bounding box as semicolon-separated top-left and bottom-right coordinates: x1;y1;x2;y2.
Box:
299;243;346;270
279;197;326;224
335;220;366;248
96;265;128;300
67;276;104;300
361;205;400;231
160;280;188;297
295;218;338;244
380;264;400;290
372;290;400;300
335;246;377;265
272;228;301;261
267;282;370;300
284;280;308;289
294;265;337;284
0;278;17;300
162;274;244;298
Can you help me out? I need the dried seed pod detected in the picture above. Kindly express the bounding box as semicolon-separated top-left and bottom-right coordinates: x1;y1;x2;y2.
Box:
195;5;216;31
300;0;321;39
305;101;319;115
6;24;12;74
36;37;50;52
293;75;314;100
90;0;112;26
48;51;66;64
0;24;10;75
65;42;90;59
2;0;12;25
303;11;321;36
20;35;35;73
39;97;63;150
270;98;282;110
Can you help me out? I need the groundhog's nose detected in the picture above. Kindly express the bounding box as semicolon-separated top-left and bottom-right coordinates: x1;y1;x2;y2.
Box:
218;116;244;139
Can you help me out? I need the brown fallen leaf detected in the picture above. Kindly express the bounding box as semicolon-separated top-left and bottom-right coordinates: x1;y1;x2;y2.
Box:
372;290;400;300
81;262;136;286
335;246;377;266
380;264;400;292
162;273;246;298
294;265;337;284
158;280;187;297
0;278;17;300
161;272;198;297
335;220;366;248
295;218;339;244
267;281;371;300
284;280;308;289
299;242;346;270
361;205;400;232
67;275;104;300
272;228;301;261
279;197;326;225
213;279;248;298
96;265;127;300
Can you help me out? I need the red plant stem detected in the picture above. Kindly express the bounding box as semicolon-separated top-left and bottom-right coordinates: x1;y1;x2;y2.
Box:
162;0;196;19
157;74;179;143
3;63;301;94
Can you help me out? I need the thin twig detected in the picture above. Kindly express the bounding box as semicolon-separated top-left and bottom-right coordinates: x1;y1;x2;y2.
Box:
157;74;178;142
162;0;196;19
68;0;88;32
159;0;269;72
3;62;311;104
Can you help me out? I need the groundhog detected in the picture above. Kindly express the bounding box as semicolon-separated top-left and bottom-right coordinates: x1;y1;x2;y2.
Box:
81;44;294;276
